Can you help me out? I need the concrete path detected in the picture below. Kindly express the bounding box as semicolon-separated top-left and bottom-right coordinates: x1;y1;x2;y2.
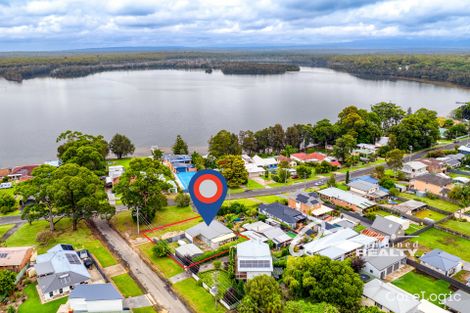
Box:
104;264;127;278
0;215;22;225
92;218;190;313
124;294;153;309
169;272;190;284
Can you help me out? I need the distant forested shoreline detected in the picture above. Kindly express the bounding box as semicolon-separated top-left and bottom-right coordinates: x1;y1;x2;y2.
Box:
0;51;469;86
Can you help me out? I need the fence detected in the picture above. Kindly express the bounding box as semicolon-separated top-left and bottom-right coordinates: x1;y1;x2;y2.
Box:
434;224;470;240
406;258;470;293
377;205;434;226
449;168;470;176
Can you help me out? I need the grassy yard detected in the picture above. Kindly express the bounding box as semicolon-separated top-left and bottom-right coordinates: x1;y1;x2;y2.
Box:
392;271;451;307
6;219;117;267
245;179;264;190
414;209;447;221
405;223;425;235
410;228;470;261
254;195;286;203
370;209;396;218
132;307;158;313
0;223;15;238
199;270;233;294
399;193;460;213
111;273;144;298
18;284;67;313
336;159;385;173
440;219;470;236
173;278;226;313
107;157;135;170
112;206;201;238
454;270;470;284
223;198;259;208
353;224;366;232
139;242;183;278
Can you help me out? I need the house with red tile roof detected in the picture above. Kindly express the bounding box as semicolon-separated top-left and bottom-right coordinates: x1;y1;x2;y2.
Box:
9;165;39;180
291;152;341;167
0;168;11;179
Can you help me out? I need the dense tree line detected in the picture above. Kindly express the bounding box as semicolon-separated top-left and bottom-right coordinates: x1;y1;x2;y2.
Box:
211;102;440;166
2;52;469;86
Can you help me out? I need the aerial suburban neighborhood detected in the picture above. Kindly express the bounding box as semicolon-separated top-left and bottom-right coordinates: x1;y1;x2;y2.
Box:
1;99;470;313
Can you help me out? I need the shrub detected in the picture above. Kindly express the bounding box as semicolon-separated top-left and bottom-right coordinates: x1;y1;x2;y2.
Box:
152;240;170;257
175;192;190;207
36;230;54;246
0;194;16;214
213;260;222;270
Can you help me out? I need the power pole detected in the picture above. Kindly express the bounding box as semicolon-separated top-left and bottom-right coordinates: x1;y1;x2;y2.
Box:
137;206;140;235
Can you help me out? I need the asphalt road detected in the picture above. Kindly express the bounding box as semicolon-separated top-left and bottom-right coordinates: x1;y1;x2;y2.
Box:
92;218;191;313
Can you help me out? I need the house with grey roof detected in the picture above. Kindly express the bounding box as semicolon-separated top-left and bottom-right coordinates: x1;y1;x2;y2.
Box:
259;202;306;228
370;215;404;242
393;199;427;215
236;240;273;280
318;187;376;213
243;221;292;248
443;290;470;313
363;249;407;279
362;279;420;313
347;180;389;200
401;161;428;178
420;249;462;277
410;173;454;196
175;243;203;259
69;283;125;312
288;191;321;215
185;220;236;249
36;244;91;300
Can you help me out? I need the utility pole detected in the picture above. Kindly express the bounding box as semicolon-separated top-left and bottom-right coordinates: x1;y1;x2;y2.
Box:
137;206;140;235
409;145;413;162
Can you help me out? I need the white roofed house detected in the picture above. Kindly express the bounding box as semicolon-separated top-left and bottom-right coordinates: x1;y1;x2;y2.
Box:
362;279;420;313
35;244;91;300
68;283;125;312
242;221;292;248
401;161;428;179
347;180;389;201
236;240;273;280
318;187;376;213
185;221;236;249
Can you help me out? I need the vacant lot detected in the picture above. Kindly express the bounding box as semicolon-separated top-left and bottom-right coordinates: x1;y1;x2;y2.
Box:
392;271;451;307
414;209;447;221
6;219;117;267
173;278;226;313
410;228;470;261
400;193;460;213
139;242;183;278
440;219;470;236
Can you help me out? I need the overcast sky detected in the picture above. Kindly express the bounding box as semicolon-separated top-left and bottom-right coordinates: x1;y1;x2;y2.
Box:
1;0;470;51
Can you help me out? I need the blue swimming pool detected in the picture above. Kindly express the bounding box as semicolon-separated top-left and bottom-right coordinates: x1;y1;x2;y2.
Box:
176;171;196;191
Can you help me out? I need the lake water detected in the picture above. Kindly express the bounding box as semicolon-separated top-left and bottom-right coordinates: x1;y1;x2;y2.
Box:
1;67;469;167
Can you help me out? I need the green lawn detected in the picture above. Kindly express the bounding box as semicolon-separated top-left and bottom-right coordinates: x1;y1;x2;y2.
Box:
132;307;158;313
18;284;67;313
199;270;233;294
414;209;447;221
400;193;460;213
353;224;366;232
111;273;144;297
0;223;15;238
139;242;183;278
254;195;286;203
392;271;451;307
227;187;245;194
173;278;226;313
6;219;117;267
405;223;425;235
245;179;264;190
410;228;470;261
371;209;396;217
336;159;385;173
107;157;137;170
223;198;259;207
440;219;470;236
112;206;200;238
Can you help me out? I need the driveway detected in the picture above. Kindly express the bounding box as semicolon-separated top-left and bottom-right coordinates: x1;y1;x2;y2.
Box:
92;218;190;313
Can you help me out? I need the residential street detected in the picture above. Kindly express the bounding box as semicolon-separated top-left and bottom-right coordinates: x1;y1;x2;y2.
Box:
92;218;191;313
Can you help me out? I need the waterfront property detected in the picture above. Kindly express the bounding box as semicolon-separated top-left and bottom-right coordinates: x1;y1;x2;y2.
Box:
235;240;273;280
